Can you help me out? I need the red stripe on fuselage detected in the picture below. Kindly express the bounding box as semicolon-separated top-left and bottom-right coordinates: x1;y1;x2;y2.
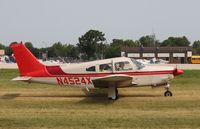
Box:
46;66;66;75
45;65;174;77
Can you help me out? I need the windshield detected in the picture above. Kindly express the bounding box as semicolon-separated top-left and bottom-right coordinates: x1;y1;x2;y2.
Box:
131;58;145;69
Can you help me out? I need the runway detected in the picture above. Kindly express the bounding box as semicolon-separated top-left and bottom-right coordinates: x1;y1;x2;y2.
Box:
1;63;200;70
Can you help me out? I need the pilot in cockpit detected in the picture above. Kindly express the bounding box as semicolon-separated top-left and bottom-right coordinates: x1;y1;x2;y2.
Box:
115;62;125;71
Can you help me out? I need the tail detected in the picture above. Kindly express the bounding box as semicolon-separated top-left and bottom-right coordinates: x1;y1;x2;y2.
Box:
10;43;49;77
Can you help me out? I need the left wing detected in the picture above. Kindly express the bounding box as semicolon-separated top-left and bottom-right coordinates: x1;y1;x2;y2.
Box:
92;74;137;88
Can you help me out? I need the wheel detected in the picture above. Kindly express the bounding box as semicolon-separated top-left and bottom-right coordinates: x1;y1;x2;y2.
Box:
108;97;117;100
116;88;118;94
164;91;173;97
115;88;119;99
108;97;113;100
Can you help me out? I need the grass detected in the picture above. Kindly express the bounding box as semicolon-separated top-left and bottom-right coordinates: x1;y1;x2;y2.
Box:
0;69;200;129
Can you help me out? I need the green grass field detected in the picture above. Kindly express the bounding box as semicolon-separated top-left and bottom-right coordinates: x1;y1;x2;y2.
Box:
0;69;200;129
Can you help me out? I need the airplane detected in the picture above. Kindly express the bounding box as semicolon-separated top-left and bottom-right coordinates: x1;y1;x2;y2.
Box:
10;43;183;100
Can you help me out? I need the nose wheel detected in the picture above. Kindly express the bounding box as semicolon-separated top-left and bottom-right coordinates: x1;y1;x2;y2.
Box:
164;90;173;96
164;84;173;97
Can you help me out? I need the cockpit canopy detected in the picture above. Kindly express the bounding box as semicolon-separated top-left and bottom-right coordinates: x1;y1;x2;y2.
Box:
60;57;145;73
86;57;144;73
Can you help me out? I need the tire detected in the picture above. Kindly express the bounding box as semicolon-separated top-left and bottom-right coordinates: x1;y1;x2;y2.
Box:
116;88;119;100
108;97;117;100
108;97;113;100
164;91;173;97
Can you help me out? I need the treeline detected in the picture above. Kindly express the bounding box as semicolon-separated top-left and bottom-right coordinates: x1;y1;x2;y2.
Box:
0;29;200;60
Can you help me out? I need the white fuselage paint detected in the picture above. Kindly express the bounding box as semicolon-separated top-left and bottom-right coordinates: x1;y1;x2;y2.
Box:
29;74;174;89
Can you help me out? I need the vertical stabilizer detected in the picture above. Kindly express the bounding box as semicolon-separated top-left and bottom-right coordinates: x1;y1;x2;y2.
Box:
10;43;49;77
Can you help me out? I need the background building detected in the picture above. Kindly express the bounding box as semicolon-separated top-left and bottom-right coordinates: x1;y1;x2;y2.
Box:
0;50;5;56
121;47;192;64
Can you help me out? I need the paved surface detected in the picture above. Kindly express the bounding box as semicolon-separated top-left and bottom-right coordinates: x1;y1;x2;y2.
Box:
147;64;200;70
0;63;200;70
0;64;18;69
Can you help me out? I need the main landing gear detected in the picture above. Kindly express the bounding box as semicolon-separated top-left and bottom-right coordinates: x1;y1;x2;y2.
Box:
164;84;173;97
108;86;119;100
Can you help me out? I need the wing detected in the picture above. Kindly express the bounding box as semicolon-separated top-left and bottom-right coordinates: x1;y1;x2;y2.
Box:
92;74;137;88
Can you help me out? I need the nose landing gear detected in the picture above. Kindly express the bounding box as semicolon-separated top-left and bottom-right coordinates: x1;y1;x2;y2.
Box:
164;84;173;97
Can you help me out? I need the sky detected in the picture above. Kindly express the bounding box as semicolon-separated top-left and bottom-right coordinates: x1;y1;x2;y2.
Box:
0;0;200;47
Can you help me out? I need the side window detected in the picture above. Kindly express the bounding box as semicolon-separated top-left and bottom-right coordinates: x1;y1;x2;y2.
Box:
115;61;133;71
99;63;112;72
86;66;96;72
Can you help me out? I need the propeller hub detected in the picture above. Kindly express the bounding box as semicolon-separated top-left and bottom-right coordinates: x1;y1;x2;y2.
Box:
173;68;184;76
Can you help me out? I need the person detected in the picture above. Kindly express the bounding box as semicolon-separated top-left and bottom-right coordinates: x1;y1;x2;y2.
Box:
100;64;105;72
115;62;125;71
100;64;112;72
118;62;125;71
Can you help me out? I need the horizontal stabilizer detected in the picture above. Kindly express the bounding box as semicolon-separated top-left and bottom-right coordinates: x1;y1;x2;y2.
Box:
12;76;32;81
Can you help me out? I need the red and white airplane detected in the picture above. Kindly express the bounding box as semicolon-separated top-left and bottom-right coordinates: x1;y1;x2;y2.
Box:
11;43;183;100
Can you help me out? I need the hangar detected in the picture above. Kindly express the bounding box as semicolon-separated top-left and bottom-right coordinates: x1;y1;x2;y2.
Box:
121;47;192;64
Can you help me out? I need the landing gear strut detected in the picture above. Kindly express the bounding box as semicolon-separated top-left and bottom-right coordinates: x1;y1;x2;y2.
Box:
108;87;118;100
164;84;173;97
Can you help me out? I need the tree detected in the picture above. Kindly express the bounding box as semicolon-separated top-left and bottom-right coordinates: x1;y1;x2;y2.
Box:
161;36;190;47
192;41;200;55
51;42;65;57
77;30;106;60
139;35;160;47
5;42;18;55
44;42;79;59
0;43;5;49
124;40;140;47
25;42;34;50
5;47;12;55
24;42;39;58
105;39;139;58
65;44;79;58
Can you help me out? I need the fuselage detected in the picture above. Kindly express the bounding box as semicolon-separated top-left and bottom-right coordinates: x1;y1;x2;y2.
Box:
28;57;177;89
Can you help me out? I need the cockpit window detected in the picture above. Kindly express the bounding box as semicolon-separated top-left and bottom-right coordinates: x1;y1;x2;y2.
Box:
99;63;112;72
115;61;133;71
86;66;96;72
131;58;145;69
